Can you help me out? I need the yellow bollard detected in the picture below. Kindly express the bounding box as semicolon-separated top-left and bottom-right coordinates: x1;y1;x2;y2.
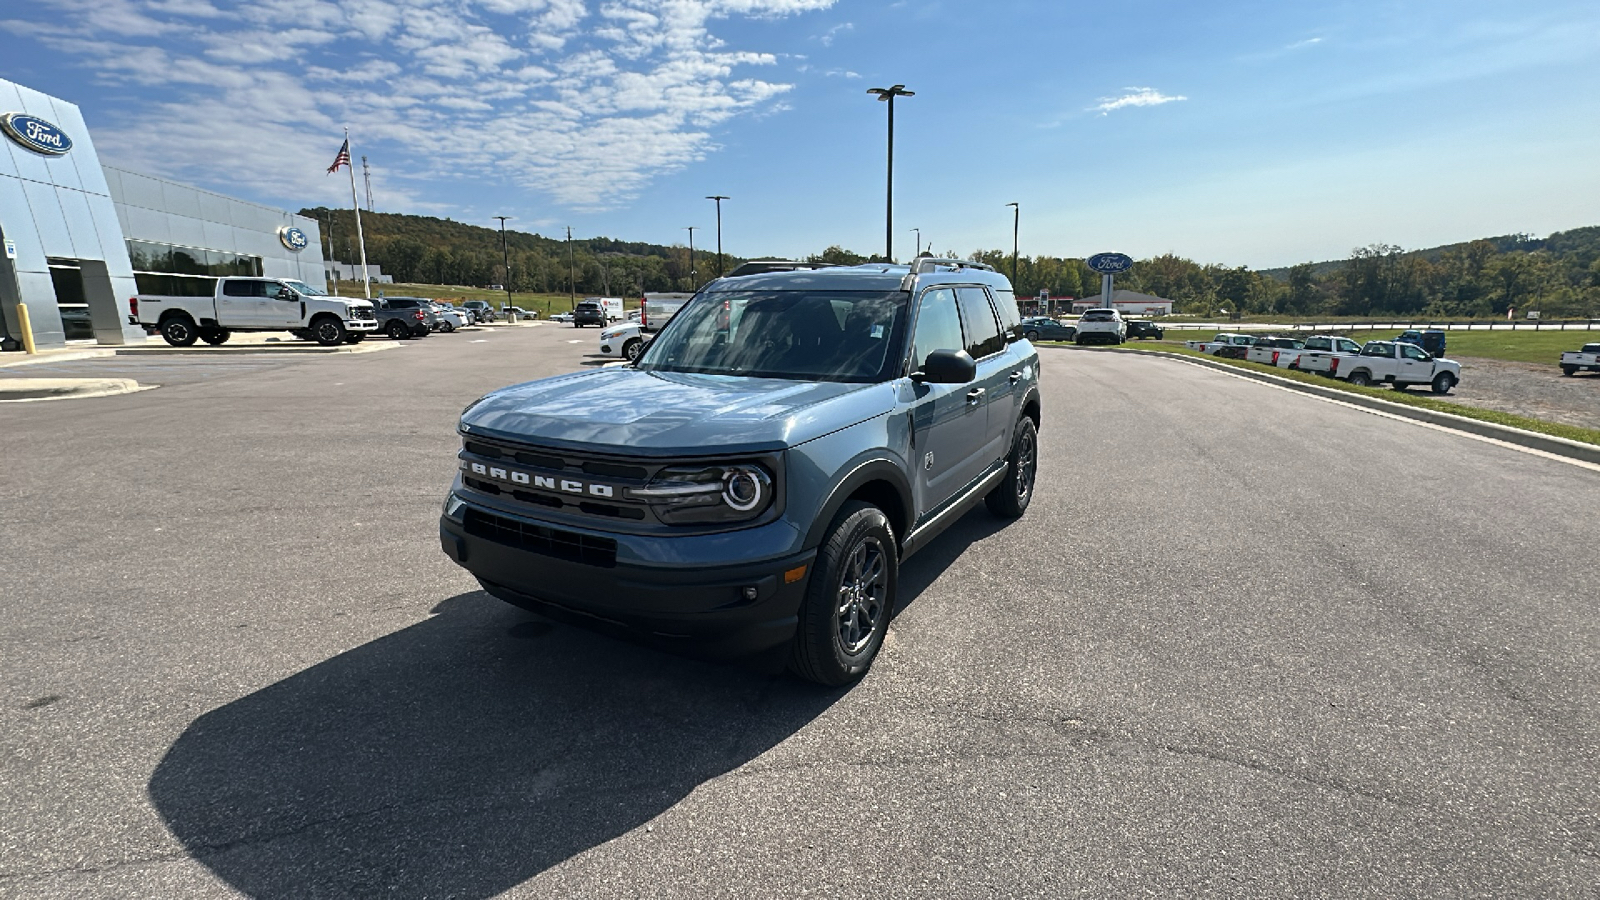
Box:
16;303;37;354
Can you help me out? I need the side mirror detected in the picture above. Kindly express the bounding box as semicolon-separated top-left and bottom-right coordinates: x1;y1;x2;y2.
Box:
277;288;294;301
914;349;976;384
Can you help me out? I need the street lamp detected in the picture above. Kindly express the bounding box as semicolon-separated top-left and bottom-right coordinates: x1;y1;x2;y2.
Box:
685;226;697;291
910;227;921;257
493;215;512;310
565;226;575;307
706;195;728;277
867;84;914;262
1005;202;1019;287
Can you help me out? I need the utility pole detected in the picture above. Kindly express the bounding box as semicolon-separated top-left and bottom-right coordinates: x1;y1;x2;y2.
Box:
685;226;697;291
493;216;512;310
1006;202;1019;287
566;226;575;307
867;84;914;262
706;195;728;277
362;156;374;212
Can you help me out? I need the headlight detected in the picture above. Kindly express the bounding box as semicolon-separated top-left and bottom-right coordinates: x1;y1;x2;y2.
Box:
628;462;774;524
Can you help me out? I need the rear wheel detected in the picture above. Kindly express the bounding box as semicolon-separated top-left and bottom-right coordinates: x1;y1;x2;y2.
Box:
986;417;1037;519
1348;371;1371;387
311;317;347;346
343;333;365;345
790;502;897;687
199;328;230;346
1431;372;1456;394
386;320;410;340
1392;382;1408;392
1562;365;1577;377
440;321;455;333
159;316;199;347
1026;329;1039;342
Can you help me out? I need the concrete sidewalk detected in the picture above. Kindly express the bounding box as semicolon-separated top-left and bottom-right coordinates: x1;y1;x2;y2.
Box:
0;377;144;401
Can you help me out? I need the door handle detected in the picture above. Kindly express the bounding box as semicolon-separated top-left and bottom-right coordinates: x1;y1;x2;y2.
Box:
1008;371;1022;384
966;388;985;404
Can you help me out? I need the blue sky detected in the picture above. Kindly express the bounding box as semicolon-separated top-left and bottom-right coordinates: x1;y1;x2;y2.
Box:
3;0;1598;268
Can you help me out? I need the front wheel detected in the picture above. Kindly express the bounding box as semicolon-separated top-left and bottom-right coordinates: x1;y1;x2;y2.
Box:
312;317;347;346
199;328;230;346
1431;372;1456;394
986;417;1038;519
790;502;898;687
159;316;199;347
622;338;642;361
1026;330;1039;342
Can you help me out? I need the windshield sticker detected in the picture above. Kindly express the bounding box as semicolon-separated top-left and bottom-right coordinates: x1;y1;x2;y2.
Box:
871;324;884;339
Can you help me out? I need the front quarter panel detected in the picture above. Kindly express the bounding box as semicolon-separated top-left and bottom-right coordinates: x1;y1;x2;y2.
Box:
789;411;912;550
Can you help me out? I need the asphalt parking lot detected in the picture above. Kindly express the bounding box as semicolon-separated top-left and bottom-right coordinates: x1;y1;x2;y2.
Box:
2;325;1597;898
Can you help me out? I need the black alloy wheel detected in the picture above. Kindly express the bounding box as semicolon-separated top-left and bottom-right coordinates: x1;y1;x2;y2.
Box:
790;501;898;686
986;417;1037;518
159;317;199;347
386;320;410;340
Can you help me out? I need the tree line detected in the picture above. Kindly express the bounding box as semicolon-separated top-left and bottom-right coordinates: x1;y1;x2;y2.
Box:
305;207;1600;318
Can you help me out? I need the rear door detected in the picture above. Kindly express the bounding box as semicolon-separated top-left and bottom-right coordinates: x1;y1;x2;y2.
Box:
215;279;274;327
956;286;1009;467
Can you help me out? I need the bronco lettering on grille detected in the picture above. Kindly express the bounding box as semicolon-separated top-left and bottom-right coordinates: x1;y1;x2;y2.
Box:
465;460;615;498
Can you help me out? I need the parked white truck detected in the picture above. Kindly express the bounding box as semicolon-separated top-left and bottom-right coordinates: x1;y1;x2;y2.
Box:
1293;335;1366;376
640;292;695;334
1245;336;1305;368
1559;343;1600;376
1185;333;1255;357
1332;340;1460;393
131;276;377;346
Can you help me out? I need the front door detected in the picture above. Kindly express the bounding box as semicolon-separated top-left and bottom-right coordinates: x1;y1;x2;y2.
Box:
906;287;988;521
1397;343;1431;383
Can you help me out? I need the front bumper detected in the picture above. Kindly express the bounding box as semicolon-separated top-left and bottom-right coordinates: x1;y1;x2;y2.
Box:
439;499;815;658
346;319;379;332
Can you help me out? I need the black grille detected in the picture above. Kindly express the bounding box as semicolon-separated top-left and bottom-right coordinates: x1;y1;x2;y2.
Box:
464;509;617;568
350;307;375;320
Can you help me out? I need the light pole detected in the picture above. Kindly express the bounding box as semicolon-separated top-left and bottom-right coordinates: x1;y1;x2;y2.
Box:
910;227;921;257
493;216;512;309
1006;202;1019;287
706;195;728;277
685;226;697;291
566;226;576;307
867;84;914;262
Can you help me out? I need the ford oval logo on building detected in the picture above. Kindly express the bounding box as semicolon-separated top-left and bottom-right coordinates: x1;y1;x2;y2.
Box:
1;113;72;156
278;226;309;252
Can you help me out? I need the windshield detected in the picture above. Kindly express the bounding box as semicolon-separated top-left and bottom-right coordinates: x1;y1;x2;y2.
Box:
282;280;326;296
637;290;910;383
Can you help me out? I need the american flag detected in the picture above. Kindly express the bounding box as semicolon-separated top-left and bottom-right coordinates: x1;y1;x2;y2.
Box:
327;139;350;174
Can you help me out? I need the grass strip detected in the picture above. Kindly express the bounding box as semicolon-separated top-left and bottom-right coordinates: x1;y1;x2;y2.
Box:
1093;343;1600;448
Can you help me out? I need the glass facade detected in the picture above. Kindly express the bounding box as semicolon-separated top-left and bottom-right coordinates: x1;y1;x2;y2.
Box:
125;239;263;298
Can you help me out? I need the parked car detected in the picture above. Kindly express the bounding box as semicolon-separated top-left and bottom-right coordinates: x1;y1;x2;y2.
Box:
1073;308;1125;345
371;297;436;339
462;300;498;323
1185;332;1254;358
429;303;468;332
572;299;607;327
1294;335;1367;375
1124;319;1164;340
1245;336;1305;368
502;305;530;320
1331;340;1460;393
597;322;645;361
440;258;1041;685
131;276;377;346
1395;329;1447;357
1559;343;1600;376
1018;316;1077;342
549;311;574;324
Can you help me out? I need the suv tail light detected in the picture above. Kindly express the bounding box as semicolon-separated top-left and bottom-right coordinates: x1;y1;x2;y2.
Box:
128;297;138;319
415;310;426;321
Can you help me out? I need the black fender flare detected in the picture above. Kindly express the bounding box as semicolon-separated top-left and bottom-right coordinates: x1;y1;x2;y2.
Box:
1018;385;1042;431
803;456;914;552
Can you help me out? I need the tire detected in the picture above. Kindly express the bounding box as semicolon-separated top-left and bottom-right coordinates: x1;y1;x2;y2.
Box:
1561;365;1577;377
1074;337;1083;345
343;333;365;344
1431;372;1456;395
1392;382;1407;392
199;328;230;346
986;417;1038;519
1026;330;1039;342
311;316;347;346
159;316;199;347
789;502;898;687
622;338;642;361
440;321;455;333
1348;371;1371;387
386;320;410;340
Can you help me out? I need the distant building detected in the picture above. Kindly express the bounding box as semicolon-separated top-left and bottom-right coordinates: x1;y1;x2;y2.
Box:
1072;289;1174;316
325;261;393;284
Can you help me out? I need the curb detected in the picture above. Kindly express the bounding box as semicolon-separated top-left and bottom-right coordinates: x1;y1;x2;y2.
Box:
112;341;399;357
0;377;144;402
0;348;115;369
1050;344;1600;467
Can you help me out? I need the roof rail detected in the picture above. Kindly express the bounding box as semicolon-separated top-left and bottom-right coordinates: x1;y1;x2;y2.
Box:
909;257;996;275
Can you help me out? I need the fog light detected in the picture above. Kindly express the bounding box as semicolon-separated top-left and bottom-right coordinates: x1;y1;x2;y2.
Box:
741;585;759;601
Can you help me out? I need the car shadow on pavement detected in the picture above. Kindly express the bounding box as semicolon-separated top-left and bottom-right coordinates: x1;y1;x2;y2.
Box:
147;593;845;899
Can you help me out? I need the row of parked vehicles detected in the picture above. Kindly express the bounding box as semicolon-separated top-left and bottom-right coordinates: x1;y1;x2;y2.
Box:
1016;309;1165;345
1186;331;1462;393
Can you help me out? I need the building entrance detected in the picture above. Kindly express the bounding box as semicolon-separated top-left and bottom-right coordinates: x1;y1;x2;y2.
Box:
47;258;93;341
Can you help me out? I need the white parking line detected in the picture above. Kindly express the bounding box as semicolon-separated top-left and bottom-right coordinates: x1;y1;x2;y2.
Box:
566;339;583;344
471;339;488;343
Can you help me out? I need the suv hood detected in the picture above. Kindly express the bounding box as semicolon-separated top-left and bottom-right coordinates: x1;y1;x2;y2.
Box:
461;368;893;455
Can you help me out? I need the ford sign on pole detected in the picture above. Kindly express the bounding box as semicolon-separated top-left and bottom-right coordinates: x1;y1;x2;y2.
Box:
1;113;72;156
1087;252;1134;308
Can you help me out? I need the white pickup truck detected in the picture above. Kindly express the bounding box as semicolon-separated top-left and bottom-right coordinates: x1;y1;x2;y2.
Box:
1245;336;1305;369
640;292;695;334
1185;333;1255;357
1559;343;1600;376
1332;340;1461;393
1293;335;1366;376
131;276;377;346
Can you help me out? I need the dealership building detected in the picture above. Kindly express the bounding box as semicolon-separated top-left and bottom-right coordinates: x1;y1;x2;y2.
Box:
0;77;328;352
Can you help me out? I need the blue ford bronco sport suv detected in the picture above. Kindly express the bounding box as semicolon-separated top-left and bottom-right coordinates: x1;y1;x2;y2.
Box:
440;259;1042;685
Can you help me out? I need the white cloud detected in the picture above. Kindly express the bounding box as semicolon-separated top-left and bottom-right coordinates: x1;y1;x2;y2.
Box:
1284;36;1323;50
1090;87;1188;115
817;21;851;46
4;0;836;210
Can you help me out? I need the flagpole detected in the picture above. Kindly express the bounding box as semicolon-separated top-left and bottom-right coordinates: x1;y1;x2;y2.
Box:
344;127;371;299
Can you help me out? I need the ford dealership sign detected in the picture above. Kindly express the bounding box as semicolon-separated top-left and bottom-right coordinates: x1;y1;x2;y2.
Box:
1;113;72;156
278;226;309;252
1086;252;1134;275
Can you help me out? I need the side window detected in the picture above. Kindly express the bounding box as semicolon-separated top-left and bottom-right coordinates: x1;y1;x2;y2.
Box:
264;282;289;299
911;288;964;372
1303;338;1330;351
222;280;256;297
1339;339;1362;353
991;288;1021;340
1401;344;1429;361
955;287;1004;358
